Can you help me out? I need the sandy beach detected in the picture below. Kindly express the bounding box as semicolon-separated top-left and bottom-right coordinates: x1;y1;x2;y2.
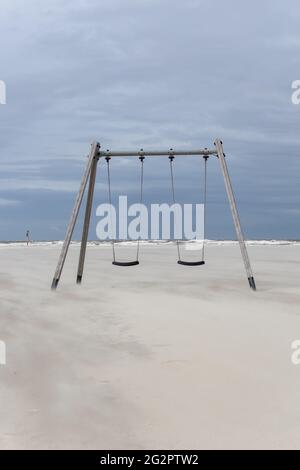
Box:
1;242;300;450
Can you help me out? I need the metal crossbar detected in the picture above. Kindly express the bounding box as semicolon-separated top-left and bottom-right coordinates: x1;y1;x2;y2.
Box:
98;149;216;158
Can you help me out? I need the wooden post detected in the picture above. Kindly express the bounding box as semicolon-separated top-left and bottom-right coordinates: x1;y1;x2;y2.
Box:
214;139;256;290
51;142;100;290
76;152;99;284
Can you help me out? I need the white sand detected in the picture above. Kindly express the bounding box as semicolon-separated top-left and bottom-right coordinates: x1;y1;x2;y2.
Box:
0;243;300;450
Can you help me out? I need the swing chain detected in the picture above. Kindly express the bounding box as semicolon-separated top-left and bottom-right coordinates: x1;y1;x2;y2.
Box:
169;154;181;261
169;152;208;264
136;155;145;261
105;155;145;265
202;155;208;262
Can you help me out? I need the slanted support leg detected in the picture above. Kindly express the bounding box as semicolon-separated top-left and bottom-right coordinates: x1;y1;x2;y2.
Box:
214;138;256;291
51;142;100;290
76;153;99;284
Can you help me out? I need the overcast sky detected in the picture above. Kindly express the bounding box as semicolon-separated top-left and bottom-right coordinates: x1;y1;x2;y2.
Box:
0;0;300;240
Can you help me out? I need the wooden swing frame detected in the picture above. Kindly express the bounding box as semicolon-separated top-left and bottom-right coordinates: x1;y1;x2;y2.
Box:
51;139;256;291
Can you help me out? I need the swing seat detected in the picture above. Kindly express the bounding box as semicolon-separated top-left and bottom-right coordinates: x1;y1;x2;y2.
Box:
112;260;140;267
177;260;205;266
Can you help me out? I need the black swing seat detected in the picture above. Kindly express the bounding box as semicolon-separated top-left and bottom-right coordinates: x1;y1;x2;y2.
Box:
177;260;205;266
112;260;139;267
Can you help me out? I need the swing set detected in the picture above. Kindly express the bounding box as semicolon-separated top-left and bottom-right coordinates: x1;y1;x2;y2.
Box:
51;139;256;291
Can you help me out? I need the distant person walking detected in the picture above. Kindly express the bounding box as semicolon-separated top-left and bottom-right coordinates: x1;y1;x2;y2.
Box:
26;230;30;246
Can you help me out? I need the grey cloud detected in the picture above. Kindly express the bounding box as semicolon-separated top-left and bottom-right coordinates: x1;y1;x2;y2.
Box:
0;0;300;239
